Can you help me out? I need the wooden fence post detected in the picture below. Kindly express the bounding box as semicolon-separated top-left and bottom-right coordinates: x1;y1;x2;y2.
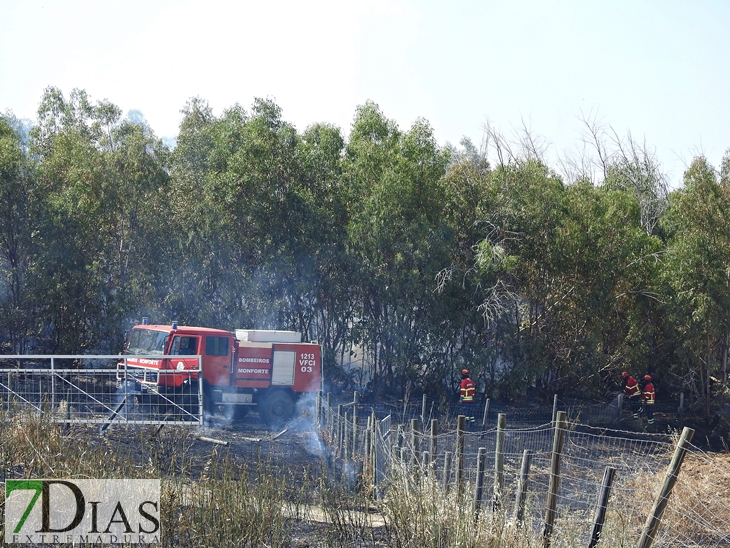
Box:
514;449;533;526
456;415;466;496
493;413;506;510
374;414;392;501
482;398;489;430
543;410;568;548
635;427;695;548
588;466;617;548
396;424;404;461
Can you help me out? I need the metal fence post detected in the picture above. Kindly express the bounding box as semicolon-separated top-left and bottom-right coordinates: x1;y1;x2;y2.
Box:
421;394;427;427
123;359;129;421
442;451;452;493
617;393;624;423
198;356;203;424
352;391;358;457
474;447;487;520
456;415;466;496
678;392;684;422
481;398;490;432
344;410;350;460
316;391;322;427
51;357;56;409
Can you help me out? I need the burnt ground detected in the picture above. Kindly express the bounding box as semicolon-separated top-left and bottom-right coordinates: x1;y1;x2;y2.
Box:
97;410;336;484
6;403;730;548
93;411;384;546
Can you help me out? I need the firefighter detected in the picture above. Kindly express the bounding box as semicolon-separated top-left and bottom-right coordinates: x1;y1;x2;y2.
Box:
642;374;655;424
621;371;642;418
459;368;476;426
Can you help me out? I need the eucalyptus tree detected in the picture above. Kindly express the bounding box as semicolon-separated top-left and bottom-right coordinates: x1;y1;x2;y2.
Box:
292;122;354;370
168;95;353;377
555;181;664;395
660;155;730;415
30;87;169;352
478;159;571;397
441;146;665;400
165;97;234;327
344;101;452;395
192;98;312;330
575;115;669;237
436;139;513;398
0;115;41;353
105;117;171;335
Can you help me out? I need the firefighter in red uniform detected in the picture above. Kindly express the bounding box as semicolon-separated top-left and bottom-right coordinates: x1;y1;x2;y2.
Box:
459;369;476;426
621;371;642;418
642;374;655;424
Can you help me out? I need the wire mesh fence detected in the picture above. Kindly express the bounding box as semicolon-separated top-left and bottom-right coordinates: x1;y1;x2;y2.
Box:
0;355;203;426
2;359;726;546
317;394;730;548
353;393;686;431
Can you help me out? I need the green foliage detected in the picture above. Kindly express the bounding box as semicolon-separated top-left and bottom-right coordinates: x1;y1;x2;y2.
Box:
3;88;729;414
0;115;41;353
659;156;730;414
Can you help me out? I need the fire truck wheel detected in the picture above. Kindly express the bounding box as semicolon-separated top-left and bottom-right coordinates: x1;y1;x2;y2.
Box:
261;391;294;427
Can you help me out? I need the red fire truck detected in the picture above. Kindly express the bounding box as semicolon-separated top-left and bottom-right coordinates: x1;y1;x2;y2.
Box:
118;321;321;426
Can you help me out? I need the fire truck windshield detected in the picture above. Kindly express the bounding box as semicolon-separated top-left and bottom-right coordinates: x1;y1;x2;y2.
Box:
126;328;168;355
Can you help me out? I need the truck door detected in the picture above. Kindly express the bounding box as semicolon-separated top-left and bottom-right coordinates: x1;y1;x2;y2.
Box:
203;335;233;387
167;335;201;387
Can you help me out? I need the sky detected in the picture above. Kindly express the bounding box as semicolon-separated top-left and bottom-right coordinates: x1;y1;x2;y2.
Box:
1;0;729;187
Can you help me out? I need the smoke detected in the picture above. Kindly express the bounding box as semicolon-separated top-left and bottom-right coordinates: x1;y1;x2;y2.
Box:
292;391;327;458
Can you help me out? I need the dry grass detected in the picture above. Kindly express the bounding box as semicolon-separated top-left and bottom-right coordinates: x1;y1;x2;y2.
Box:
2;410;728;547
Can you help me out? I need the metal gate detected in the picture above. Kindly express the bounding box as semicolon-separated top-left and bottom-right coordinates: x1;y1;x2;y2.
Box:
0;355;203;427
